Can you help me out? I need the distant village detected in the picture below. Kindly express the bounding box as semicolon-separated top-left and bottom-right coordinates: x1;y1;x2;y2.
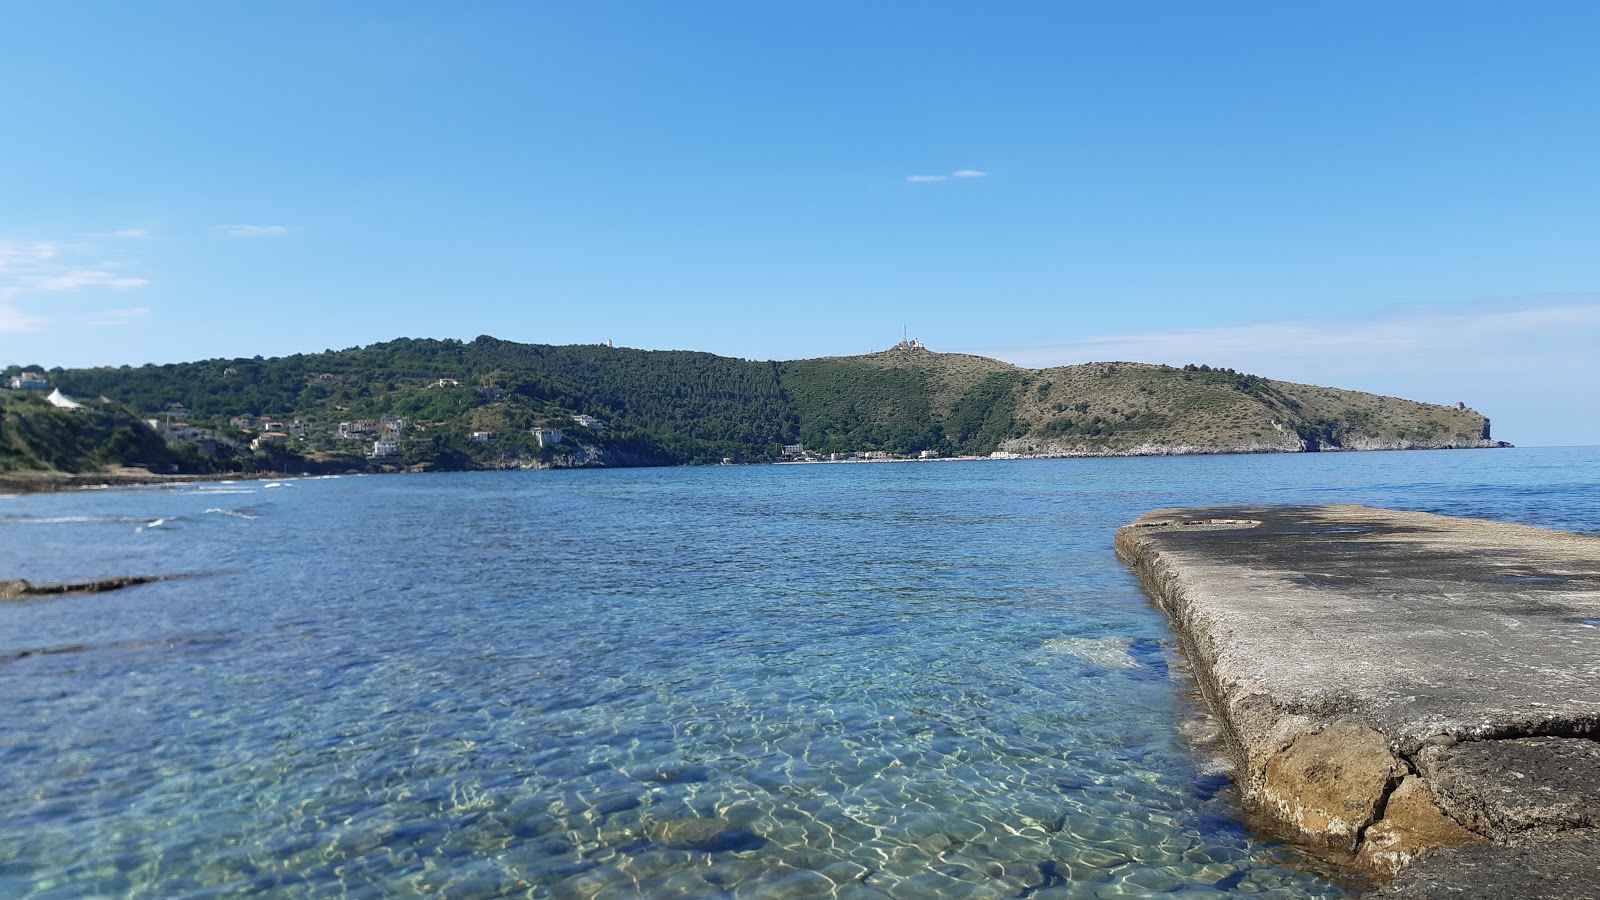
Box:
4;369;601;464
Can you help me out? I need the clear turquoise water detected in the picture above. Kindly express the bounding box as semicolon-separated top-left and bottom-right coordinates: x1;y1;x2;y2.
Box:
3;447;1597;899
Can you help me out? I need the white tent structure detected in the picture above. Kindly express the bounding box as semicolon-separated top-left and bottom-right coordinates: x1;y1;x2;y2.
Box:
46;388;86;410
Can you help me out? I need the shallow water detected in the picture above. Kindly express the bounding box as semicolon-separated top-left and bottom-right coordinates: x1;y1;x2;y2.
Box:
3;448;1597;898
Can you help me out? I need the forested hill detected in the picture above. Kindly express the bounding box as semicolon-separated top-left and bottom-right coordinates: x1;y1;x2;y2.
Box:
2;336;1504;475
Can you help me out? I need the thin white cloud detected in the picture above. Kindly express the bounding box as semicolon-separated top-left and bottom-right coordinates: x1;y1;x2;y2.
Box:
0;235;152;331
83;306;151;327
907;169;989;184
219;224;291;237
0;302;49;333
974;296;1600;375
99;228;151;239
31;270;150;292
0;241;61;271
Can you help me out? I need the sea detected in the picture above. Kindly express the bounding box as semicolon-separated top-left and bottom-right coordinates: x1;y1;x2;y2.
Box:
3;446;1597;899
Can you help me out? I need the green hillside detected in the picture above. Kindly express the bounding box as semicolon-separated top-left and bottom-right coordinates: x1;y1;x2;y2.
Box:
2;336;1505;477
0;392;179;473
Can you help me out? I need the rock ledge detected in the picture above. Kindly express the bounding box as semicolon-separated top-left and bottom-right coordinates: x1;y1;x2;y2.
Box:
1116;505;1600;894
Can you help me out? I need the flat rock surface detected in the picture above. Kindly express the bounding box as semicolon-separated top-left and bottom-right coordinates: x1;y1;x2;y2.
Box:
1373;829;1600;899
1116;505;1600;888
1117;505;1600;755
1419;736;1600;839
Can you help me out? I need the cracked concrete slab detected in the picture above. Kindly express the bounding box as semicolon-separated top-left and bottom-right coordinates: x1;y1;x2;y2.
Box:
1116;504;1600;891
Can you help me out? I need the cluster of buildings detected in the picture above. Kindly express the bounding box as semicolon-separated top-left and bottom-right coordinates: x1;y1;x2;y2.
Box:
781;443;941;463
330;417;408;458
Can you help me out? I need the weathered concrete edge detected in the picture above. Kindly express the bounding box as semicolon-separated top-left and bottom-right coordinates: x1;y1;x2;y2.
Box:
1112;513;1482;879
1114;506;1600;894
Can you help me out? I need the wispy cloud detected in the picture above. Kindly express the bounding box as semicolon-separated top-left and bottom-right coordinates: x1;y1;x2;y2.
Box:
0;302;49;333
32;270;150;292
218;224;291;237
83;306;151;327
907;168;988;184
0;241;61;271
978;296;1600;376
0;235;152;330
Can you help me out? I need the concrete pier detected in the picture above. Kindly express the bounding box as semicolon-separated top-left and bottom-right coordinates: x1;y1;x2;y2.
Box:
1116;505;1600;894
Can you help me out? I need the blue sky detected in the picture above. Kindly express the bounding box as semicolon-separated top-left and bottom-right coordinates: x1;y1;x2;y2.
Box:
3;2;1597;445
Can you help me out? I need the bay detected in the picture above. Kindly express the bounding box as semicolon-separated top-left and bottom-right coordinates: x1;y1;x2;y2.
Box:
2;447;1596;898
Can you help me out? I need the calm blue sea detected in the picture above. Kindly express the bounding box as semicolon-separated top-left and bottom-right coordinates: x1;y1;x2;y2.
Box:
3;447;1597;899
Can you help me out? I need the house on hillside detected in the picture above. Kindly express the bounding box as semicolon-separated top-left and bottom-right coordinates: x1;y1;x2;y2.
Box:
782;443;805;457
471;431;492;442
572;414;603;431
337;420;376;439
534;428;562;448
149;420;202;439
9;372;49;391
251;432;289;451
369;440;398;458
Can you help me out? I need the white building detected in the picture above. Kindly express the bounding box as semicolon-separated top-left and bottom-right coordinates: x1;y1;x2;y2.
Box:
337;420;376;439
572;414;603;431
251;432;289;451
534;428;562;448
369;440;399;458
9;372;49;391
471;431;492;442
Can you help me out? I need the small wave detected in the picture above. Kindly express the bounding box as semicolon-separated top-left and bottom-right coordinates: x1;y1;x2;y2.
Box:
1043;636;1143;669
204;507;261;520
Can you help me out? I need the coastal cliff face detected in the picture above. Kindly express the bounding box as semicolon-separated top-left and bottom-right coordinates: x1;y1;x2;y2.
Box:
1116;506;1600;891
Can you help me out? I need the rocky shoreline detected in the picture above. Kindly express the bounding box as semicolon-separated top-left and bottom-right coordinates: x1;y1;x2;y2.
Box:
1117;505;1600;895
0;468;301;495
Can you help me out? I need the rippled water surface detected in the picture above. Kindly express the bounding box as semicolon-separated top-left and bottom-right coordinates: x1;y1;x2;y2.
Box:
4;448;1598;899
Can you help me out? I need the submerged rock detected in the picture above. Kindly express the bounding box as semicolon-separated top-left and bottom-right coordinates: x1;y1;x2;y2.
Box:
645;816;755;851
1;575;165;601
